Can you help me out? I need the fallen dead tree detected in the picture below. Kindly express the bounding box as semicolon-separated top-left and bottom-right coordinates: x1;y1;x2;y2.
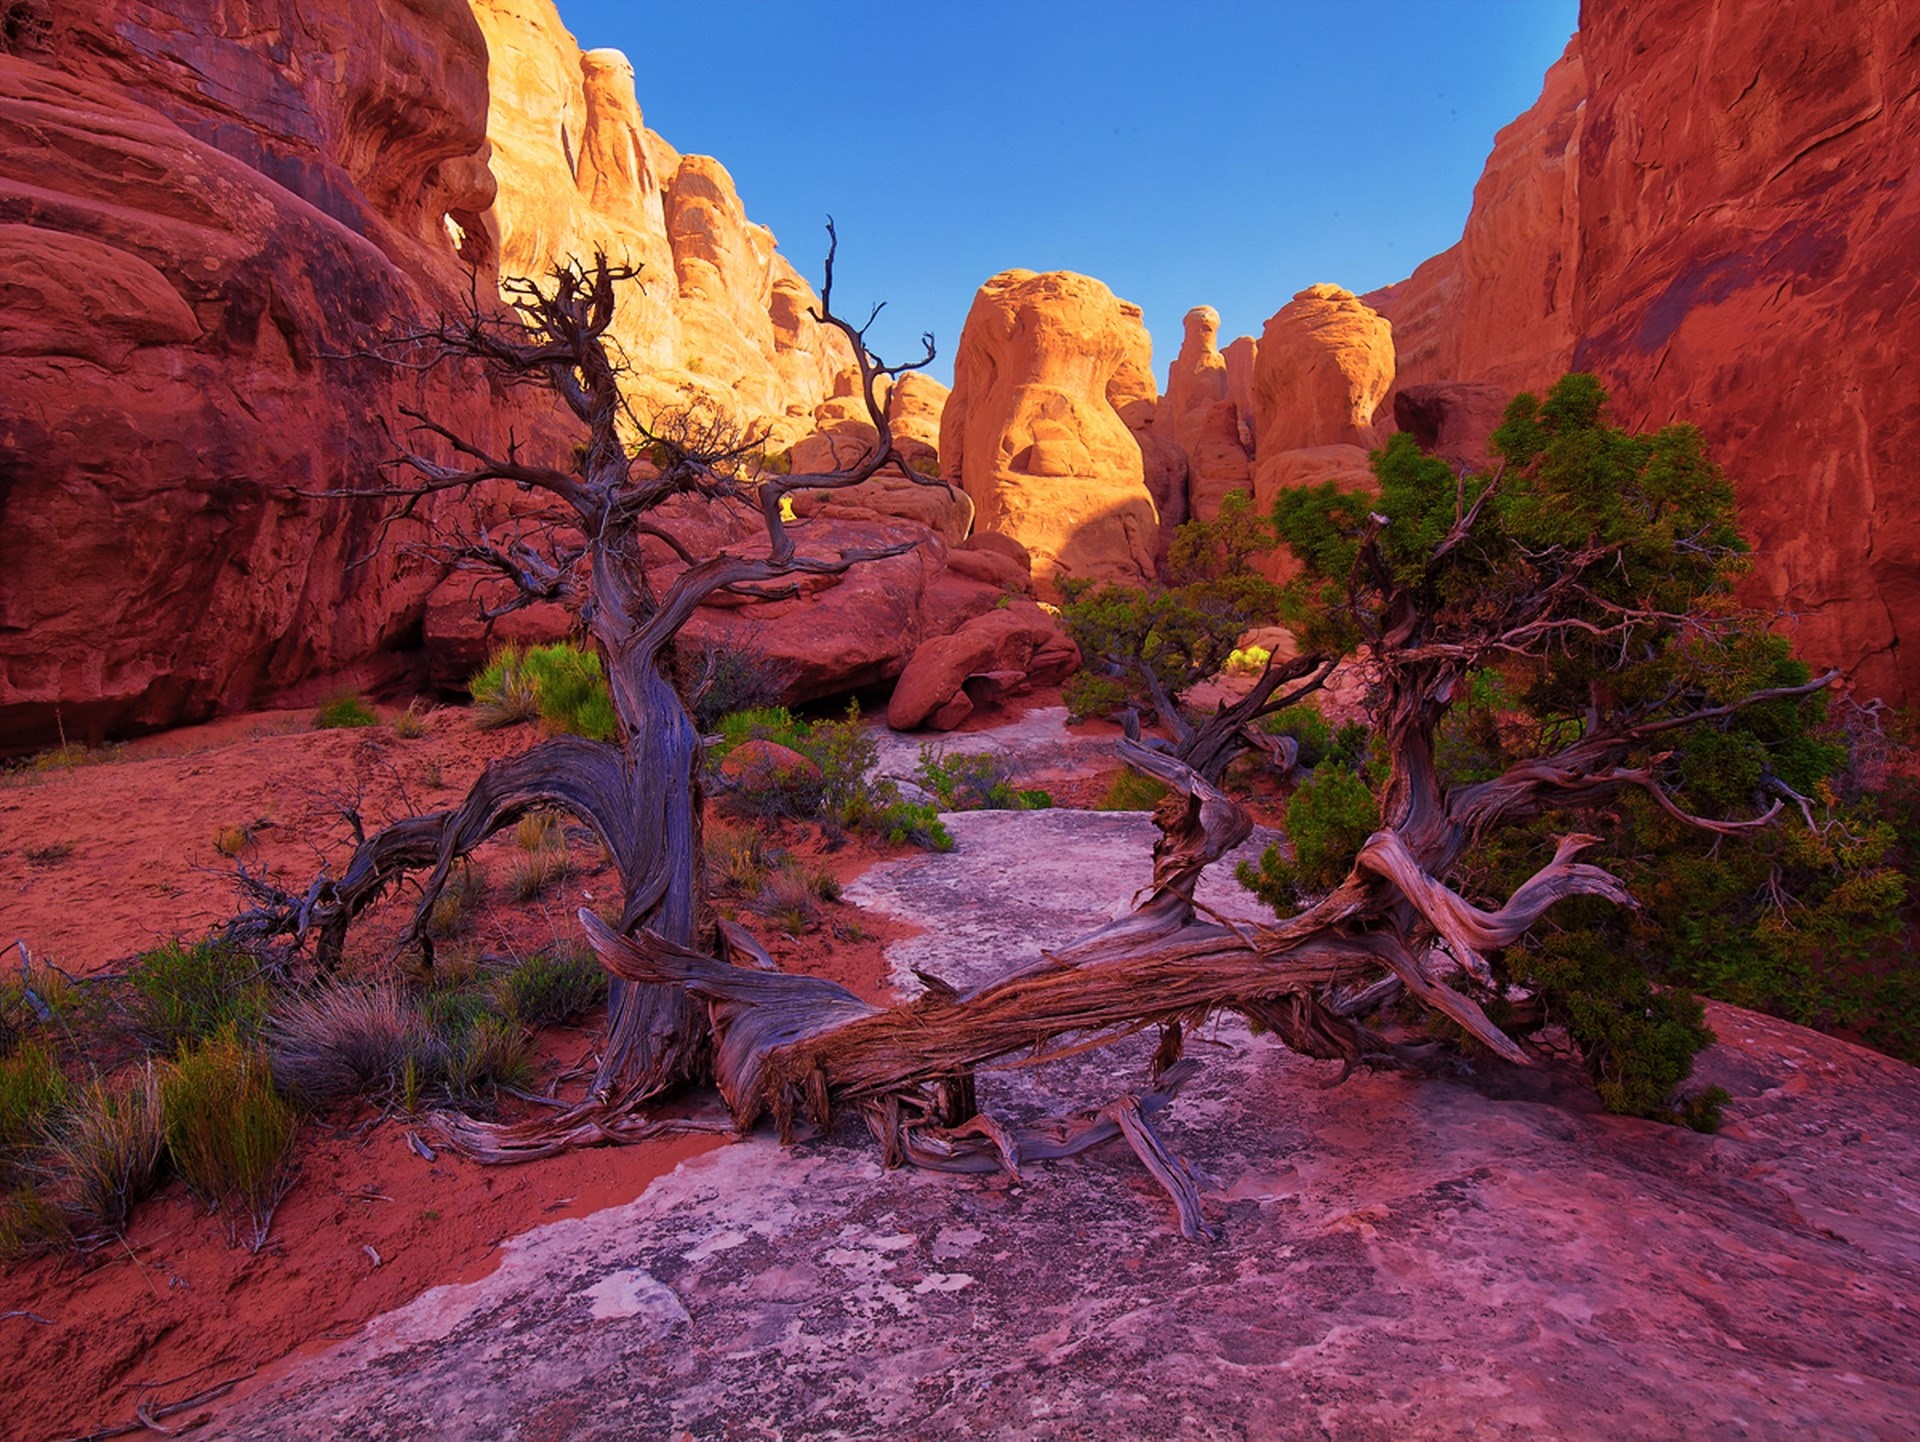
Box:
246;248;1840;1239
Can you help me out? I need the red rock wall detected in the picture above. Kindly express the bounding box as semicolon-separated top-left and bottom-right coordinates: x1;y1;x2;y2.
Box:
1369;0;1920;705
0;1;546;752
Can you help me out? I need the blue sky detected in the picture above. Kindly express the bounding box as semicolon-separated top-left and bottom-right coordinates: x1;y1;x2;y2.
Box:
557;0;1578;387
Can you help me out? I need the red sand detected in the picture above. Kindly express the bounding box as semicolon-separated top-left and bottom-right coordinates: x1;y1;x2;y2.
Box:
0;701;932;1441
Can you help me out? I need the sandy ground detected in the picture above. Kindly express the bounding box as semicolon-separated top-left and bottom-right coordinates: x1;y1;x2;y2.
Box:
0;696;951;1442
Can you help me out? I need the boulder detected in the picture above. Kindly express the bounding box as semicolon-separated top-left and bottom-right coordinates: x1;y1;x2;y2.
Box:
886;602;1080;731
787;370;973;544
940;270;1163;594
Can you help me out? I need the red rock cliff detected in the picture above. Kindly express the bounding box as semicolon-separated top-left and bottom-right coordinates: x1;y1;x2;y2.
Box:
0;0;539;752
1371;0;1920;704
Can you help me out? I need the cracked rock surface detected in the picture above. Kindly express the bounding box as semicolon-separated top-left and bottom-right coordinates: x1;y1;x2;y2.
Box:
209;733;1920;1440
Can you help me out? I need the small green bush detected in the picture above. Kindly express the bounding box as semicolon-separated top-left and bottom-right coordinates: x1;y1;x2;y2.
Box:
162;1034;298;1249
675;641;788;731
125;940;270;1052
0;1043;68;1180
1260;702;1334;769
314;692;378;729
494;949;608;1027
1096;771;1170;812
470;644;541;729
1238;767;1380;912
471;642;616;740
916;747;1053;812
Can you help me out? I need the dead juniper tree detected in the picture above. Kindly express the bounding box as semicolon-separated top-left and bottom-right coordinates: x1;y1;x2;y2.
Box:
244;230;952;1142
587;374;1842;1239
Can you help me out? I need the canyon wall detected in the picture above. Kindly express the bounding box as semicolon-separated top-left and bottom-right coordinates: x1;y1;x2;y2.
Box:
472;0;854;446
1369;0;1920;704
0;0;536;751
0;0;869;752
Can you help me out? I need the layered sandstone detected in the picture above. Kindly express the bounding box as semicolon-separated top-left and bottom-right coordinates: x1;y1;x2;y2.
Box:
1156;307;1254;521
1250;285;1394;504
940;270;1164;592
1368;0;1920;703
470;0;853;444
0;1;537;752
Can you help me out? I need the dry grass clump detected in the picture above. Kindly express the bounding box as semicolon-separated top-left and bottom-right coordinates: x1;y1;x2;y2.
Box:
506;812;571;901
23;1069;167;1254
750;861;841;936
267;983;425;1106
427;862;485;938
705;828;776;896
390;699;433;739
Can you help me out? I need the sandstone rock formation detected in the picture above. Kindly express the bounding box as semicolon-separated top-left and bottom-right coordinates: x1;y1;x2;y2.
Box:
1392;381;1511;473
1367;38;1584;399
941;270;1164;593
885;601;1080;732
1157;306;1255;521
471;0;854;446
1369;0;1920;704
1251;285;1395;468
0;0;541;753
787;371;973;544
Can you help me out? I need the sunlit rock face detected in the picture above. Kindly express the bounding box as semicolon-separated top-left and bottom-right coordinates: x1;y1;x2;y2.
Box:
471;0;854;446
1157;306;1254;523
1249;285;1394;511
1370;0;1920;704
0;0;542;752
940;269;1164;594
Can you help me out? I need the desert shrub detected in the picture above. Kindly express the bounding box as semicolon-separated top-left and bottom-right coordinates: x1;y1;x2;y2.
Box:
268;983;428;1106
471;644;542;729
1096;770;1170;812
706;828;777;896
494;948;608;1027
1237;766;1381;912
750;861;843;936
0;962;79;1059
506;813;571;901
1062;491;1284;724
1259;702;1334;769
521;643;617;740
710;703;952;847
124;939;270;1052
0;1042;68;1180
162;1033;298;1249
674;640;788;731
42;1068;165;1248
390;699;432;739
0;1182;69;1259
437;1013;535;1105
916;747;1053;812
427;862;485;939
315;692;378;729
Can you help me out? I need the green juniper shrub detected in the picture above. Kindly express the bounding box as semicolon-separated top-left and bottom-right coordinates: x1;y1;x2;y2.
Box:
1254;373;1914;1121
1237;766;1380;913
1062;490;1286;724
314;692;378;729
1258;702;1334;769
